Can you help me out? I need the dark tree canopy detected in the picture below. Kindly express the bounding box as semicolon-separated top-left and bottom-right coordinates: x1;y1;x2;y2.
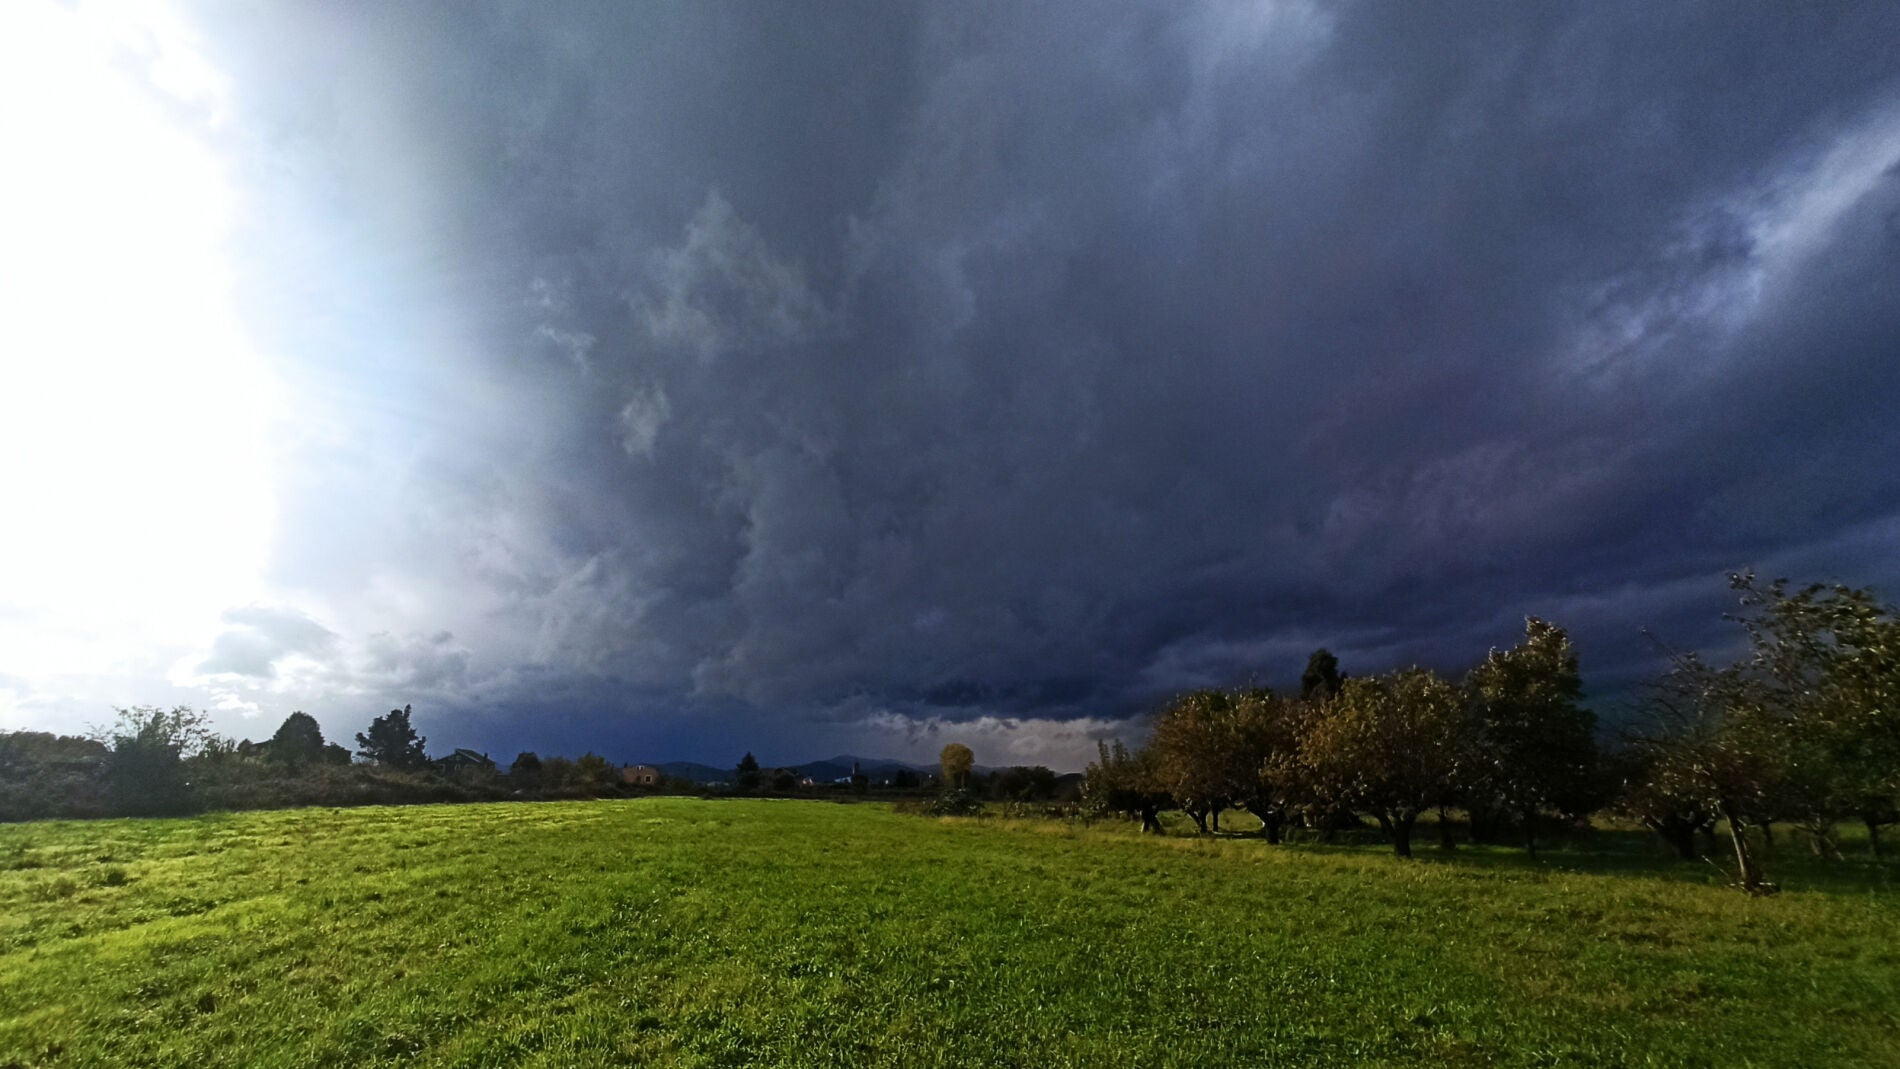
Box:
987;765;1058;800
1625;573;1900;889
1464;618;1599;851
268;711;327;767
355;705;428;770
1082;739;1168;834
1300;649;1344;701
0;731;110;822
100;705;215;815
0;731;106;771
1730;572;1900;850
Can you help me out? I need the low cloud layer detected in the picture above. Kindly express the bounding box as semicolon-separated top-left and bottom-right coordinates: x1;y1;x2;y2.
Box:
5;2;1899;769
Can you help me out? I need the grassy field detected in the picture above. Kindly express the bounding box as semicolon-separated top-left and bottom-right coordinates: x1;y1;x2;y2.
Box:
1;800;1897;1068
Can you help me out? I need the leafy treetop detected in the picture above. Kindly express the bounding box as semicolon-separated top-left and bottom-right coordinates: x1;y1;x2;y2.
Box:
355;705;428;771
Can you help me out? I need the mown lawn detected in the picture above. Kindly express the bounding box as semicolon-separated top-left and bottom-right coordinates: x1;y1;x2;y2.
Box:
1;799;1896;1068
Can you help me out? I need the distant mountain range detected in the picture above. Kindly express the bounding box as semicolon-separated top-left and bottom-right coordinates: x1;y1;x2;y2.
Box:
653;754;941;784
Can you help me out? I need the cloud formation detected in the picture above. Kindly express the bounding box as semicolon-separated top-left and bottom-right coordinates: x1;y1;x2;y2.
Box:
197;605;339;680
6;1;1899;769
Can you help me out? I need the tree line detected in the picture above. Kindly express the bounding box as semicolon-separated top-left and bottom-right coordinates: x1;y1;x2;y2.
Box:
0;704;651;821
0;703;1063;821
1083;574;1899;893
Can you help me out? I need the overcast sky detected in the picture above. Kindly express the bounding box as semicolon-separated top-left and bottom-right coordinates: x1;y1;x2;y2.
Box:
3;1;1898;770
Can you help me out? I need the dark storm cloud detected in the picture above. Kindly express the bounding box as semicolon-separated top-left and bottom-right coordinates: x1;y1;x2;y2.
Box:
183;1;1900;761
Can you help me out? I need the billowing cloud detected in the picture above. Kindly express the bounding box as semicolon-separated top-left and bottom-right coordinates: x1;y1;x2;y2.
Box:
196;605;339;680
3;1;1898;767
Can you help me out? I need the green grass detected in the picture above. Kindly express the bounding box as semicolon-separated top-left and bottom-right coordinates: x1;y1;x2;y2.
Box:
1;800;1896;1068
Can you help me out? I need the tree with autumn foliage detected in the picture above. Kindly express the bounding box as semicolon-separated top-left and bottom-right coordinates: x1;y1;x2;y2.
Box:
1294;668;1467;857
1147;689;1245;832
1082;739;1168;833
939;743;975;791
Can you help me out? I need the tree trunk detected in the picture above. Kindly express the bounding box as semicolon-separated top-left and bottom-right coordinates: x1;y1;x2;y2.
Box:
1645;817;1699;861
1698;822;1722;859
1467;806;1499;844
1244;803;1284;844
1318;808;1349;844
1211;807;1221;833
1522;806;1537;856
1802;819;1841;861
1391;812;1415;858
1185;806;1208;834
1436;805;1457;851
1868;817;1883;861
1139;805;1163;835
1373;811;1394;843
1723;807;1775;895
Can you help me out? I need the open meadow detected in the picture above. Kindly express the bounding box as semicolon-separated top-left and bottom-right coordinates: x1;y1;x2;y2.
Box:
2;799;1897;1068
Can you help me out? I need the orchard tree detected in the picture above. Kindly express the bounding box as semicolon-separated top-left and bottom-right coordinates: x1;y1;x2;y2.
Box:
1633;652;1784;893
1727;572;1900;857
355;705;428;771
1630;573;1900;883
1296;669;1466;857
1083;739;1168;833
736;752;762;790
1229;689;1303;842
1464;617;1600;853
1149;688;1299;837
1148;690;1242;832
939;743;975;791
1606;741;1717;861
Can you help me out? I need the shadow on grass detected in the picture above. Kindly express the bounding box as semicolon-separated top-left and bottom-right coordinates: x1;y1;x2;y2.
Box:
1186;816;1898;895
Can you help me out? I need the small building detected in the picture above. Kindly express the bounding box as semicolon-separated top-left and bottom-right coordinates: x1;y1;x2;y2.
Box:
436;748;495;772
621;764;660;787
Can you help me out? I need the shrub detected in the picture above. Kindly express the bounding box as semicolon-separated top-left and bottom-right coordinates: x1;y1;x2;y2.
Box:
926;789;986;817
